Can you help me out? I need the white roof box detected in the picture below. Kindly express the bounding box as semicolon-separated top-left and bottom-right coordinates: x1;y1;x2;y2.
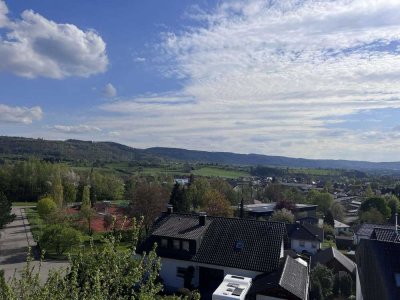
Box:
212;275;252;300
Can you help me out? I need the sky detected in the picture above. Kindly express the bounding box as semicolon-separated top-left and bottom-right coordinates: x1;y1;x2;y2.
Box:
1;0;400;162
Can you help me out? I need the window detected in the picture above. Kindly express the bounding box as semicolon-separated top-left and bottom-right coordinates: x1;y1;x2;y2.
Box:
395;273;400;287
173;240;180;250
235;240;244;252
299;240;305;247
160;238;168;248
182;241;190;251
177;267;186;278
312;242;317;248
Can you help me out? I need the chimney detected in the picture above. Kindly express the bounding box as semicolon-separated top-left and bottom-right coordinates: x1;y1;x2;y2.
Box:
199;212;207;226
167;204;173;214
240;197;244;219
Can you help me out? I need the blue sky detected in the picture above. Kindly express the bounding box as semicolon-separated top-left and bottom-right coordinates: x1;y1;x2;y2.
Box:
1;0;400;162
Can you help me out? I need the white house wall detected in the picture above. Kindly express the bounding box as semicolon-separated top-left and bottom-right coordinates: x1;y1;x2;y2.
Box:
160;257;262;291
291;239;320;254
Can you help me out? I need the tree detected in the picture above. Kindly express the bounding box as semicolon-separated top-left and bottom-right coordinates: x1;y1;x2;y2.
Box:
270;208;295;223
52;170;64;208
324;210;335;227
310;279;324;300
333;272;353;297
365;184;374;197
202;189;233;217
170;182;190;212
130;182;169;233
330;202;345;221
360;208;385;224
81;185;95;234
185;177;210;209
1;218;199;299
275;198;296;211
360;197;391;219
40;224;82;256
0;191;15;229
82;185;91;208
311;264;334;299
37;197;57;221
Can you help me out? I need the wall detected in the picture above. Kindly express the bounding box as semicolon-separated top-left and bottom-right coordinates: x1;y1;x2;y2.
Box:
291;239;320;254
160;257;262;291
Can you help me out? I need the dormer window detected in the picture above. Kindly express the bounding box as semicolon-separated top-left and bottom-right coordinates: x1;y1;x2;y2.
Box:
182;240;190;251
173;239;180;250
161;238;168;248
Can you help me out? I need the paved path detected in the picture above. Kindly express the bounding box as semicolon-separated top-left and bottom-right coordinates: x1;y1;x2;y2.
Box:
0;207;68;282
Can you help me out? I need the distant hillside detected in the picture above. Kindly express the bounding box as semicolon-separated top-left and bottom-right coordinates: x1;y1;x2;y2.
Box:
1;136;400;171
0;136;159;163
145;147;400;171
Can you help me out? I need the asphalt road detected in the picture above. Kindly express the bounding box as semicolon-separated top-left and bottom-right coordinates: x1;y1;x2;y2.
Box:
0;207;68;282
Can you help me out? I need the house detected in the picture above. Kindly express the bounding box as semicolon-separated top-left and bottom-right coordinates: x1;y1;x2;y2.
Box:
353;223;395;245
239;203;317;219
311;247;356;279
356;237;400;300
334;219;351;235
286;223;324;255
247;256;310;300
138;209;289;294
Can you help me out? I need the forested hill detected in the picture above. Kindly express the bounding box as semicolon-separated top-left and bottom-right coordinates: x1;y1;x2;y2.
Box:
1;136;400;171
146;147;400;171
0;136;158;163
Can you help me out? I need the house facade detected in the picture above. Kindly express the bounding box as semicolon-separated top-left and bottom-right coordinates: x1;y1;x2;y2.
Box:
286;223;324;255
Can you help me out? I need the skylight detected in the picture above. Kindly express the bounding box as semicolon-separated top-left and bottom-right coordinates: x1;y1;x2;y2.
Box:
235;240;244;251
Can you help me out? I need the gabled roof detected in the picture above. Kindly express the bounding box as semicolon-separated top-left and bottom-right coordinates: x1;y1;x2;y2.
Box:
371;228;400;243
249;256;309;300
356;239;400;300
140;213;287;273
311;247;356;274
192;218;286;273
286;223;324;242
354;223;394;238
334;219;350;228
152;214;211;240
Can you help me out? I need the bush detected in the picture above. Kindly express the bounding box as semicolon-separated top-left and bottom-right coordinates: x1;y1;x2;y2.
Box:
40;224;82;256
37;197;57;220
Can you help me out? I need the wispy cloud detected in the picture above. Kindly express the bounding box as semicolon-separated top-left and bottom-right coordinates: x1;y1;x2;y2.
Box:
102;83;117;98
0;104;42;124
0;0;108;79
49;124;101;134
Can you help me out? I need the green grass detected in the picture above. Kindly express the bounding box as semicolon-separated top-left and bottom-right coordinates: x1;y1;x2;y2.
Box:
191;167;250;179
12;201;36;207
322;239;337;249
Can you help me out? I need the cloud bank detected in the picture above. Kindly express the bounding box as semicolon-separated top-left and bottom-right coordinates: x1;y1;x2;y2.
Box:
0;104;42;124
0;0;108;79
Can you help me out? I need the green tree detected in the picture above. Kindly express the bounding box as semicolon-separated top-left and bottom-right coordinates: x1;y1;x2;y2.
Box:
1;218;199;299
39;224;82;256
330;202;345;221
37;197;57;221
82;185;91;208
202;189;233;217
311;264;334;299
170;182;190;212
185;177;210;209
52;170;64;208
365;184;374;197
270;208;295;223
324;210;335;227
0;191;15;229
360;208;385;224
307;190;333;215
360;197;391;219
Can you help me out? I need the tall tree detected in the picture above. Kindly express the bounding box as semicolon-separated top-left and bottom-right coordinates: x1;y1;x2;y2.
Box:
52;170;64;208
169;182;190;212
324;210;335;227
201;189;233;217
0;191;15;229
270;208;295;223
330;202;345;221
360;197;391;219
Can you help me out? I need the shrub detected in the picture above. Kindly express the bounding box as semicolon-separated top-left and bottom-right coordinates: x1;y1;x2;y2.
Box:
40;224;82;256
37;197;57;220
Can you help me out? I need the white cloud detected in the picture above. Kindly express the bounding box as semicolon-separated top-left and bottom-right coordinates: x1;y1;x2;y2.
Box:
0;104;42;124
0;0;108;78
50;124;101;134
102;83;117;98
134;57;146;62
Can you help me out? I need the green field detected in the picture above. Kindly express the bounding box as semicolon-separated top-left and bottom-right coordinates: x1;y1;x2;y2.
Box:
191;167;250;179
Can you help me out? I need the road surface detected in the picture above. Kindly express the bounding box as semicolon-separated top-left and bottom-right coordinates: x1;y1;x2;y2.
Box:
0;207;68;282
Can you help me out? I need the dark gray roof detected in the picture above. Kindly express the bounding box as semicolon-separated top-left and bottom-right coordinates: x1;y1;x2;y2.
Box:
311;247;356;274
356;239;400;300
286;223;324;242
371;228;400;243
249;256;309;300
192;218;286;273
152;214;211;240
355;223;394;238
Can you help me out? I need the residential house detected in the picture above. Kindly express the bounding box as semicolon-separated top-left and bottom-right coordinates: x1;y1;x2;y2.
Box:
286;223;324;255
356;229;400;300
334;219;351;236
311;247;356;280
353;223;395;245
138;209;303;297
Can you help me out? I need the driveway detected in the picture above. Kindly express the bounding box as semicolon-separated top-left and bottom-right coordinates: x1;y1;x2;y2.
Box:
0;207;69;282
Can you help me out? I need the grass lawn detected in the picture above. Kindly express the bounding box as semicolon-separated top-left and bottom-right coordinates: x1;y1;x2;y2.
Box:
12;201;36;207
191;167;250;179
